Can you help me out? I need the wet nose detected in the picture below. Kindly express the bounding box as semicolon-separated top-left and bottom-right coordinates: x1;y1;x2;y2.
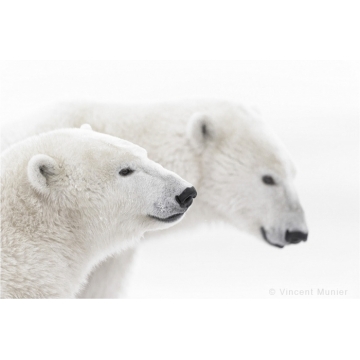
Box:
285;230;308;244
175;186;197;209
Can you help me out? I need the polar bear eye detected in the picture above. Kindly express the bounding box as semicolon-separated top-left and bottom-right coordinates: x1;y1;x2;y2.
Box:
119;168;134;176
262;175;276;185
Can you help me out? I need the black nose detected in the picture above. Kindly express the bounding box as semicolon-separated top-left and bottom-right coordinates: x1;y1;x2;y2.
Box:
285;230;308;244
175;186;197;209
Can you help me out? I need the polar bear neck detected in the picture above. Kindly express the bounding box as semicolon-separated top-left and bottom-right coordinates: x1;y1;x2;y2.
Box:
1;196;140;298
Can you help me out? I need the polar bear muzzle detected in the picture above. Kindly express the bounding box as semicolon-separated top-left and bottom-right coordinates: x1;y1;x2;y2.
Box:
149;186;197;223
261;227;308;248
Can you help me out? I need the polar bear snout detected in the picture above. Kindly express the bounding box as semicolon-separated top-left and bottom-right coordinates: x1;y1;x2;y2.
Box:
149;186;197;224
285;230;308;244
261;226;309;248
175;186;197;209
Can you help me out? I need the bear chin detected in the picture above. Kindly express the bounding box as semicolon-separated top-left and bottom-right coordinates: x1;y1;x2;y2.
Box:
148;213;184;223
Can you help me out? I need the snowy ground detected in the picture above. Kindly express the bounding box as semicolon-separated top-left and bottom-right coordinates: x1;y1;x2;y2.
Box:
1;61;359;298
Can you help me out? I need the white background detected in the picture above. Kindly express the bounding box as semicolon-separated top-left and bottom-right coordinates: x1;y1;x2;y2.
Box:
1;1;359;357
1;61;359;298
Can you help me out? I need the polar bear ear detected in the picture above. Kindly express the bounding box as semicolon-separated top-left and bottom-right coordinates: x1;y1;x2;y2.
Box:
186;112;215;153
27;154;59;194
80;124;93;131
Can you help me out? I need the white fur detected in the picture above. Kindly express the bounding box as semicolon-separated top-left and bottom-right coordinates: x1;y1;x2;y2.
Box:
1;99;308;298
1;128;193;298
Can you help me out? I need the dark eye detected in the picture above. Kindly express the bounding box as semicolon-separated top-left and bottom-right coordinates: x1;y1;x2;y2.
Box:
262;175;276;185
119;168;134;176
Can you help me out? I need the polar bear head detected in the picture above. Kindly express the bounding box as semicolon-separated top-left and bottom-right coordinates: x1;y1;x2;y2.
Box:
187;107;308;248
24;126;196;243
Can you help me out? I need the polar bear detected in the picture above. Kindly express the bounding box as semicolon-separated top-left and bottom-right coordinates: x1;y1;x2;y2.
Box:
1;99;308;298
0;126;196;298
